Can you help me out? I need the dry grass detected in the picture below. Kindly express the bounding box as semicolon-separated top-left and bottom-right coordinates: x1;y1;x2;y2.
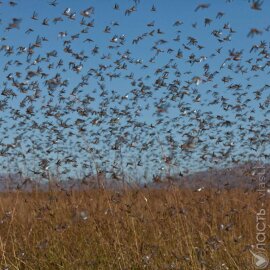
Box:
0;187;269;269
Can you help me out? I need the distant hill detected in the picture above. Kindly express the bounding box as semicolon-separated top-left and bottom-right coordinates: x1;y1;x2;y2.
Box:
149;162;270;190
0;163;269;191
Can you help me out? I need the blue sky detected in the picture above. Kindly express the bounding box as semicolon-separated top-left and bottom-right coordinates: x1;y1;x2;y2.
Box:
0;0;269;181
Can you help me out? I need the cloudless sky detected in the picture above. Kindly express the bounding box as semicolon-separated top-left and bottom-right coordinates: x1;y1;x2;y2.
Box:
0;0;269;181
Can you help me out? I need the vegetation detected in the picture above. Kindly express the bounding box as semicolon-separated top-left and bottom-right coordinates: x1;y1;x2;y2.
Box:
0;187;268;269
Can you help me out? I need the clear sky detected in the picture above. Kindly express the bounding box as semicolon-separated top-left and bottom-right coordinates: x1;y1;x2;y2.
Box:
0;0;269;181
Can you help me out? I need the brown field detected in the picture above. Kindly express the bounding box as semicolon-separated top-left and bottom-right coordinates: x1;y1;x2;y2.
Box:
0;187;269;269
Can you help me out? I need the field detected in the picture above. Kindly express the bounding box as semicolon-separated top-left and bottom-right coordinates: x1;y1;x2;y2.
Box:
0;187;269;269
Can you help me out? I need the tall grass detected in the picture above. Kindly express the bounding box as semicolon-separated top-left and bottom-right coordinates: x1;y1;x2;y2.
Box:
0;187;268;269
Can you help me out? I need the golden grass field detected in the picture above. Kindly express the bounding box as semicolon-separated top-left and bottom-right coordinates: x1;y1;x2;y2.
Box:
0;187;269;269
